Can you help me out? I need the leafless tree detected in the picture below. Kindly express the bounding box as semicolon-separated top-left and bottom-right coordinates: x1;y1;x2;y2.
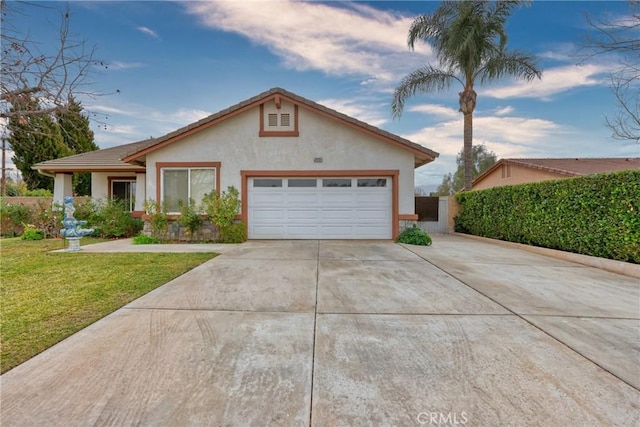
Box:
0;0;105;121
584;1;639;142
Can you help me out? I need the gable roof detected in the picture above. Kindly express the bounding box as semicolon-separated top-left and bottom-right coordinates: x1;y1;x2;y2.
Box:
120;87;438;167
34;87;439;175
473;157;640;185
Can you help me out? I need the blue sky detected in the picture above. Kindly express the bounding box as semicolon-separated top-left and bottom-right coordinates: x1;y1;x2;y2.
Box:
9;0;640;190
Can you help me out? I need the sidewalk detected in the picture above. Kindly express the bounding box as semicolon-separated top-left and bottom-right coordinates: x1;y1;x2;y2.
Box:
53;238;240;253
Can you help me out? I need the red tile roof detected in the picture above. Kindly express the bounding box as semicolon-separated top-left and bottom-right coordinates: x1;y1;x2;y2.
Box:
473;157;640;186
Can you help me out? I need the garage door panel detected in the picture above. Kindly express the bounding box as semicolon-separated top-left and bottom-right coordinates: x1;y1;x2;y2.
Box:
357;209;389;220
286;210;319;220
320;210;356;220
319;225;355;237
320;193;357;204
251;209;285;221
252;225;285;237
253;193;285;205
248;176;392;239
355;193;389;204
285;192;319;202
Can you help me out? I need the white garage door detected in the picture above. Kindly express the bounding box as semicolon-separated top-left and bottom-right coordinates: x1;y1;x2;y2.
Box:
248;177;392;239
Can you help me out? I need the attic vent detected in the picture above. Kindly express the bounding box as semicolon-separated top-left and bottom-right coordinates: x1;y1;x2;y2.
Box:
280;113;290;127
268;114;278;127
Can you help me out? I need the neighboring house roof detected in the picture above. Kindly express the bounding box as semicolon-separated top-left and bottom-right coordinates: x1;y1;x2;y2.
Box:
120;87;438;167
473;157;640;186
32;139;149;175
34;87;438;175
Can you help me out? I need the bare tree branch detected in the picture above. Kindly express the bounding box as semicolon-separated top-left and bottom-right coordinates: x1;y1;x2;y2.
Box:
583;1;640;142
0;1;106;122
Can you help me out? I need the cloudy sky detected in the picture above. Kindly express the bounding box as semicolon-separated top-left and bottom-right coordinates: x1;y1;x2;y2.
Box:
7;0;639;190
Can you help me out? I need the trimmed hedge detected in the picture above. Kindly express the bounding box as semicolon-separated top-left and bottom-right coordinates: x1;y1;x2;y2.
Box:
455;170;640;264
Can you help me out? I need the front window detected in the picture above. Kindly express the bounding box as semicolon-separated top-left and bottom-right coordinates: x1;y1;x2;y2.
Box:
162;168;216;213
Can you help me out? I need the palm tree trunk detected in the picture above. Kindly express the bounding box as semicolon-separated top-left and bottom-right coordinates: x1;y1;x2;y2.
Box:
463;112;473;190
459;88;476;191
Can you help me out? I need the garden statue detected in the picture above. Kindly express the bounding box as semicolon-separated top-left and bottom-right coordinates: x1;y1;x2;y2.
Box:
60;196;94;251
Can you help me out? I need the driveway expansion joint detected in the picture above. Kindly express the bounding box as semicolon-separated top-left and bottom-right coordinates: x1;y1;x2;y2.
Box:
399;242;640;392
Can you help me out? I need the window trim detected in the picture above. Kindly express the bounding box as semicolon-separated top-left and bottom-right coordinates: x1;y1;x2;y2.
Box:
155;162;221;213
108;176;136;212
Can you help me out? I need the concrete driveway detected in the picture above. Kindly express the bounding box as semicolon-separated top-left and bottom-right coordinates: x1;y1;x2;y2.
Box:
2;235;638;426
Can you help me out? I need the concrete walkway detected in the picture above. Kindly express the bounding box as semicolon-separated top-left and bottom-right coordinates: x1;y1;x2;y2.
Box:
54;238;240;253
2;236;638;426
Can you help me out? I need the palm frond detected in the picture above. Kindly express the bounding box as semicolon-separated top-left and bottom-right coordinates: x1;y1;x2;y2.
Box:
392;67;461;118
476;51;542;84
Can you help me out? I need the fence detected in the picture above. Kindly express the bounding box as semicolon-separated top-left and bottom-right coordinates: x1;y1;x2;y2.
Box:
415;196;453;234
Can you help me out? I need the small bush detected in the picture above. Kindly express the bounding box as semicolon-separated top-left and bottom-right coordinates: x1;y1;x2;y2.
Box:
33;201;64;238
133;233;160;245
144;200;168;239
203;186;244;243
219;221;247;243
396;224;432;246
21;224;44;240
24;189;53;197
0;201;32;236
88;199;143;238
178;199;204;240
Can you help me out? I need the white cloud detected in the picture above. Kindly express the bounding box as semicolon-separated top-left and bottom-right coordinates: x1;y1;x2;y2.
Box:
408;104;459;120
85;104;132;115
137;26;159;39
403;114;563;158
182;0;432;83
317;98;388;127
406;112;570;186
493;106;514;116
148;108;212;126
482;63;609;100
105;124;138;135
108;61;145;70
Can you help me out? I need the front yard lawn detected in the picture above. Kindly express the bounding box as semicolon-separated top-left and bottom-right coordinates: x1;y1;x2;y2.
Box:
0;238;215;373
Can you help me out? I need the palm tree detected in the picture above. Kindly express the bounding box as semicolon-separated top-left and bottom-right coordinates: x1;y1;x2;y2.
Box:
392;0;542;190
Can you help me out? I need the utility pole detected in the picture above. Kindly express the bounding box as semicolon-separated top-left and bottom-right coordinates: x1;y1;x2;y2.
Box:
1;136;6;197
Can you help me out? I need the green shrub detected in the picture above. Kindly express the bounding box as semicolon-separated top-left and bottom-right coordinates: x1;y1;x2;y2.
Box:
143;200;168;239
133;233;160;245
0;201;32;236
455;170;640;263
24;188;53;197
218;221;247;243
21;223;44;240
88;199;143;238
33;201;64;238
203;186;246;243
396;224;432;246
178;199;204;240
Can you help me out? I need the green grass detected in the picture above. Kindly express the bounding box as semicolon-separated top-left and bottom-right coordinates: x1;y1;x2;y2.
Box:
0;238;216;373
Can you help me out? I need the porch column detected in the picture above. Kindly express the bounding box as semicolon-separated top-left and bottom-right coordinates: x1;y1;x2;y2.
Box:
53;173;73;207
135;173;146;211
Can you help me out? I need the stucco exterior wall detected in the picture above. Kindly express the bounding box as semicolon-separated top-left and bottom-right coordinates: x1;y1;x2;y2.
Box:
91;171;139;201
473;164;564;190
145;103;417;214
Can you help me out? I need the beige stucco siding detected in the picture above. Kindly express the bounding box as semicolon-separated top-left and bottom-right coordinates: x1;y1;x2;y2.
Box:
91;172;139;201
145;105;416;214
473;164;565;190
